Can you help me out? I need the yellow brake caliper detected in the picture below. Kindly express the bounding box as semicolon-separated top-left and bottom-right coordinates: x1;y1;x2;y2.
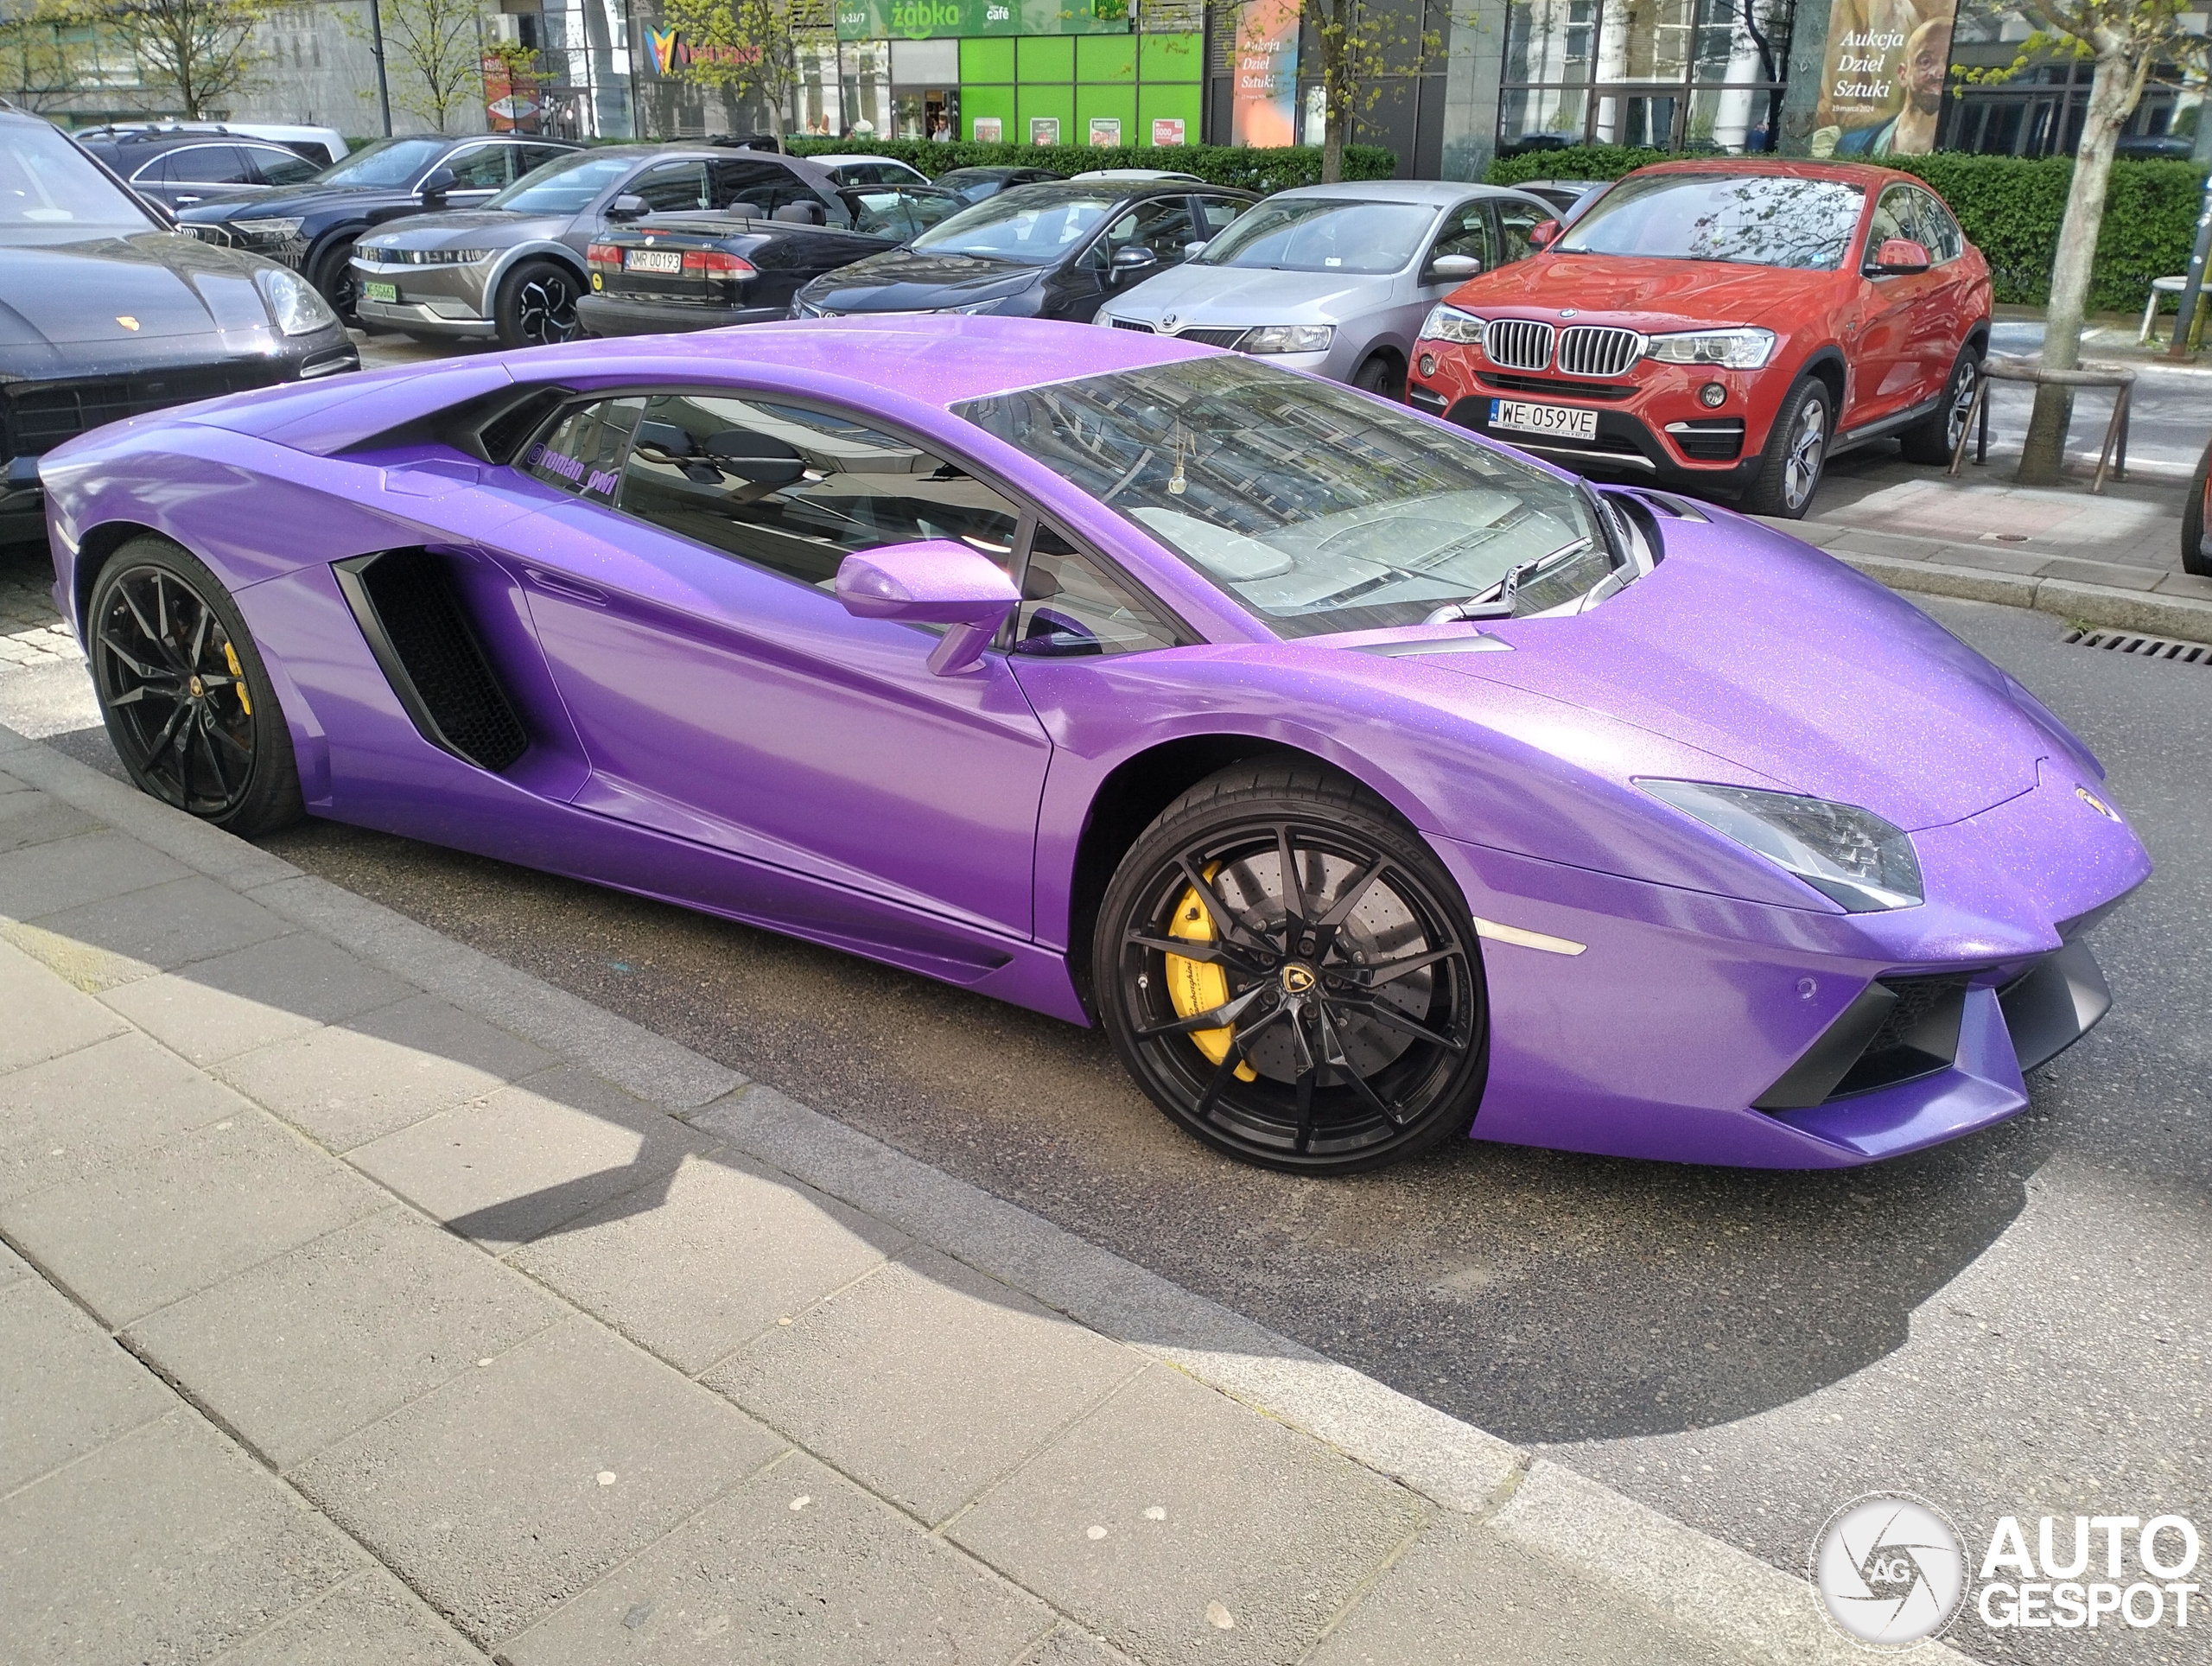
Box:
1165;864;1258;1084
222;641;251;715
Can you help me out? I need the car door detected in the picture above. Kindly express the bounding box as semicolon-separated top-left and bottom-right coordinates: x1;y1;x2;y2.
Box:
626;158;710;215
499;389;1053;938
1491;194;1550;266
1844;183;1945;429
1189;193;1249;256
248;143;322;189
1905;187;1974;385
1049;194;1198;321
149;143;258;207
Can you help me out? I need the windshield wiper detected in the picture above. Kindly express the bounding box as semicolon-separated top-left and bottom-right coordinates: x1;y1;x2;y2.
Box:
1421;537;1591;625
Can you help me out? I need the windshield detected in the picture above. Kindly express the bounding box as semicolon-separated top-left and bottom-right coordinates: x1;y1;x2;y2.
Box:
1555;173;1864;270
955;355;1616;638
310;136;448;190
488;149;637;212
0;123;156;237
911;189;1116;264
1198;198;1434;274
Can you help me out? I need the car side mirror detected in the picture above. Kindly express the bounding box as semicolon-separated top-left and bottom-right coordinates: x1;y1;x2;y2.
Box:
1869;237;1931;275
1109;245;1159;281
1528;219;1561;249
836;540;1020;676
418;166;457;206
1183;238;1210;258
1427;253;1481;281
605;194;648;221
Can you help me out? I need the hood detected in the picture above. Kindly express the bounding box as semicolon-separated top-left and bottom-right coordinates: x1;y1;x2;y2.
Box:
802;248;1041;311
1447;252;1845;331
360;210;562;251
1113;262;1399;324
0;233;278;353
1415;513;2049;830
181;183;397;223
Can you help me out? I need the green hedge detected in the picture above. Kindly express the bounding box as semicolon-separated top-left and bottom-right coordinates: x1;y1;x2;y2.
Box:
785;137;1398;194
1484;143;2209;313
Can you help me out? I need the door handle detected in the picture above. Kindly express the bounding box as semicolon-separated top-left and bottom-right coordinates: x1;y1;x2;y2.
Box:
524;567;608;605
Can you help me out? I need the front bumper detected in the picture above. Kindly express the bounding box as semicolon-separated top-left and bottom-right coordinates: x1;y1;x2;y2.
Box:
355;297;495;338
352;258;497;337
575;293;789;337
1414;386;1764;491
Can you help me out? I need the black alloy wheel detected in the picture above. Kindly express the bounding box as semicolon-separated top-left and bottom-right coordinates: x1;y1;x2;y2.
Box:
497;258;583;349
87;537;302;836
1096;762;1489;1173
1899;347;1982;466
316;237;361;324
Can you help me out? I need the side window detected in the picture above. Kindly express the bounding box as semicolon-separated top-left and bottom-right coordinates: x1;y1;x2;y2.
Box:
1911;189;1962;263
1192;195;1246;238
617;392;1023;589
1428;200;1500;270
1014;525;1179;657
523;397;645;502
445;145;515;191
1103;197;1198;264
520;143;573;175
1866;186;1916;262
159;145;255;184
631;161;709;213
252;146;321;186
711;159;815;215
1493;196;1549;264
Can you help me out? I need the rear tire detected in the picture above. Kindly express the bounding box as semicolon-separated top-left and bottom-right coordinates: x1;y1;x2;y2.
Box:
1738;376;1832;518
1898;345;1981;465
1094;760;1489;1174
86;537;302;837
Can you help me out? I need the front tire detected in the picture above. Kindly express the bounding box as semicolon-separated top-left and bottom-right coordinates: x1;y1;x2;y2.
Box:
313;236;360;324
1898;346;1981;465
1094;760;1489;1173
86;537;302;837
1351;350;1406;400
494;258;583;348
1739;376;1833;519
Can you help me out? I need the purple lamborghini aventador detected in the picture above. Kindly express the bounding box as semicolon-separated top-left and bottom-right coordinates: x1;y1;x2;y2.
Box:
38;318;2147;1173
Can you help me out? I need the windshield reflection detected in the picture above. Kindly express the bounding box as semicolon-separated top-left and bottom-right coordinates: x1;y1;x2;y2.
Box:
1555;174;1864;270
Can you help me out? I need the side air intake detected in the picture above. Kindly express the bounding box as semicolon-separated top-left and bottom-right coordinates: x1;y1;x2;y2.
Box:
333;549;529;772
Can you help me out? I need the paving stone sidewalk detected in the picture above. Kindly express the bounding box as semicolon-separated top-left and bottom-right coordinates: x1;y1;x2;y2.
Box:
0;724;1964;1665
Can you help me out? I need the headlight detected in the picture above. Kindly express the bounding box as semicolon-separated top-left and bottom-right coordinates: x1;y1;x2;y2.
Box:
1637;780;1923;912
1241;323;1334;354
254;267;338;336
239;216;304;241
944;296;1007;315
1419;304;1484;346
1643;327;1777;370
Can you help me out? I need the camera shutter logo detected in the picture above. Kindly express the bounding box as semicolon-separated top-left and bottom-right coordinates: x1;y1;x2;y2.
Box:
1812;1494;1967;1648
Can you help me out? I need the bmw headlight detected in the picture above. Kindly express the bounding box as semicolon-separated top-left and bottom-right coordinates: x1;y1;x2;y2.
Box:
254;267;338;336
1241;323;1334;354
1637;780;1923;912
1643;327;1777;370
1418;304;1484;346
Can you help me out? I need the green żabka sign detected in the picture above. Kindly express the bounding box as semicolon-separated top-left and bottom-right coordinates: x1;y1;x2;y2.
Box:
835;0;1128;38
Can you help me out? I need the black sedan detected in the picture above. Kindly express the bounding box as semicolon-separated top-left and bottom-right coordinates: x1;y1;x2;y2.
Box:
792;178;1255;323
0;113;356;541
576;185;969;336
932;164;1066;203
176;132;579;317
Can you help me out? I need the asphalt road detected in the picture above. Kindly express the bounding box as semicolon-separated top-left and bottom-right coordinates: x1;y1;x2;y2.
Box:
5;529;2201;1662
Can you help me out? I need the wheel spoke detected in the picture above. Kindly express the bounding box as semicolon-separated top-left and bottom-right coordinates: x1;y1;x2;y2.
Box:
1133;981;1274;1040
116;584;162;658
1316;1002;1408;1128
1293;1059;1319;1152
194;716;230;798
1174;855;1274;955
1340;997;1467;1054
1314;854;1387;932
1191;1002;1291;1121
1274;824;1307;929
206;722;252;760
188;600;212;670
1124;932;1266;977
97;630;164;680
1347;944;1465;988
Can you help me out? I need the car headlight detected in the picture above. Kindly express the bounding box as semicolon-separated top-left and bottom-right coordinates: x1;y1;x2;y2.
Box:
255;267;338;336
1241;323;1334;354
1643;327;1777;370
1418;304;1484;346
240;216;304;241
944;296;1008;315
1637;780;1923;912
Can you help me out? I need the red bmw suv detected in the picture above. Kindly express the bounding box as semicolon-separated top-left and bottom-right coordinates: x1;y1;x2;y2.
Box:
1406;160;1992;518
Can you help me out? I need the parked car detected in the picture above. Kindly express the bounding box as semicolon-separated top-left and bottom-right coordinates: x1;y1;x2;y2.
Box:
73;125;326;211
934;164;1067;203
2186;432;2210;576
577;184;969;336
178;132;582;318
0;111;354;542
1510;177;1610;219
809;154;931;187
353;145;849;347
1097;181;1555;397
42;317;2146;1173
794;179;1256;322
77;121;347;167
1408;159;1993;517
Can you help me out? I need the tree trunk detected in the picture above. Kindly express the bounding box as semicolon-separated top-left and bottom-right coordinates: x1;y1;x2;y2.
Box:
2017;45;2138;484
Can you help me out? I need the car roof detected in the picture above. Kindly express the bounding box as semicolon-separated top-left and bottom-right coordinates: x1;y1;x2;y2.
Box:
1629;156;1925;189
1001;179;1253;206
1262;179;1531;207
810;153;923;167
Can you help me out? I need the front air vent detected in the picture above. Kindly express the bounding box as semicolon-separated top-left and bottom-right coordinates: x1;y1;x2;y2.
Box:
1109;318;1155;333
1558;326;1642;378
333;549;528;772
1754;971;1977;1110
1483;318;1555;372
1176;327;1249;349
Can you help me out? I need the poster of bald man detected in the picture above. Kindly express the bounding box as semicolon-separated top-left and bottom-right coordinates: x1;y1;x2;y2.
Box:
1808;0;1958;158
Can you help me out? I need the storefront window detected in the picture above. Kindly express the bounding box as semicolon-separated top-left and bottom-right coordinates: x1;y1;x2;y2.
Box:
1499;0;1792;154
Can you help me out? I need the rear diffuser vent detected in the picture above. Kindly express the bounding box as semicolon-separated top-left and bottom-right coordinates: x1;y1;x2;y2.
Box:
333;549;529;773
2063;626;2211;665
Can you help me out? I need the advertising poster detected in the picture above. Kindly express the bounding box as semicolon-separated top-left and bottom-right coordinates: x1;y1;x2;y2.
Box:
1230;0;1300;148
1030;116;1062;144
1809;0;1959;157
974;116;1003;141
1090;117;1122;145
836;0;1127;38
1152;117;1186;145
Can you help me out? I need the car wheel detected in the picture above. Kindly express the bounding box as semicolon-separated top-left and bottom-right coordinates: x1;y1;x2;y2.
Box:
1094;760;1489;1174
1351;350;1405;399
1740;377;1833;519
86;537;302;837
1898;346;1982;465
495;258;583;349
2185;436;2211;578
314;237;360;324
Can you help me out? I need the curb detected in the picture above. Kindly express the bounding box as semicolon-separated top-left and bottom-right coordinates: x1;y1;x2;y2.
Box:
0;723;1985;1665
1834;550;2212;641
